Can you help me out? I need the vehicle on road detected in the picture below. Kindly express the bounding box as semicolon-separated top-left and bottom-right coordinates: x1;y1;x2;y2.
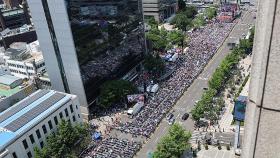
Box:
127;102;144;115
181;113;189;120
168;117;175;125
166;113;174;121
203;87;208;90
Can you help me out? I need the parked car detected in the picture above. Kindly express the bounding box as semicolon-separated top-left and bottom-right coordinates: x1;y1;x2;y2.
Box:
168;117;175;125
166;113;174;121
181;113;189;120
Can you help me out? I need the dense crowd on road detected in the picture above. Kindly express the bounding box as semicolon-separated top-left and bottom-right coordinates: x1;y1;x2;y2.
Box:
80;21;235;158
82;137;141;158
113;22;235;137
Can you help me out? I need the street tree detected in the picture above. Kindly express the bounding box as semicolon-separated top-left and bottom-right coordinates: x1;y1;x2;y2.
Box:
192;14;206;28
168;30;186;48
178;0;186;11
34;120;89;158
184;5;198;19
204;7;217;20
239;39;252;55
171;13;192;31
143;54;165;78
153;123;191;158
147;28;168;52
99;80;136;107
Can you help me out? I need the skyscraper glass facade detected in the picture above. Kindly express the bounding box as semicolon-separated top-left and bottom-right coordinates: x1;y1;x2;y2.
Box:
65;0;145;103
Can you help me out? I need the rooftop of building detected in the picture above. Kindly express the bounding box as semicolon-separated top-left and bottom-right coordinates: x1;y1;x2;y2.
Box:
0;74;22;97
5;41;44;62
0;85;20;97
1;7;24;17
0;74;21;86
0;24;35;38
0;89;73;150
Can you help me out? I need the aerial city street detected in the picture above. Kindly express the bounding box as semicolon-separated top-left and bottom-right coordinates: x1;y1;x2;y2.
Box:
3;0;279;158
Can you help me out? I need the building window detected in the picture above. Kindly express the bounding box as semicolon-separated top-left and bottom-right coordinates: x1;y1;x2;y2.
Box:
27;152;32;158
54;116;58;125
65;108;69;117
48;120;53;130
22;139;28;149
72;115;76;122
29;134;35;144
59;112;63;119
36;129;41;139
70;104;73;113
12;152;17;158
40;141;44;148
42;125;47;134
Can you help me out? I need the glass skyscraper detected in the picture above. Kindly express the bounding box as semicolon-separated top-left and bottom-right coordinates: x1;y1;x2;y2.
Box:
27;0;146;120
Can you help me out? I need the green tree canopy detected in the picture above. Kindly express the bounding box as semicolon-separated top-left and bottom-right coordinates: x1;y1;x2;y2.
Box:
204;7;217;20
153;123;191;158
178;0;186;11
143;53;165;77
146;16;158;29
192;14;206;28
34;120;89;158
239;39;253;55
168;30;186;47
99;80;136;107
171;13;192;31
183;5;198;19
147;28;169;51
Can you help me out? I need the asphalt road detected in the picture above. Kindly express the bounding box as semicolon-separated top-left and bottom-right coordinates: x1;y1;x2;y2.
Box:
135;9;256;158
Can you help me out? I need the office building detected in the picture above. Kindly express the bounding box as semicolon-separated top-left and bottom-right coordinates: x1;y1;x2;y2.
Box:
0;89;82;158
27;0;146;120
142;0;177;22
242;0;280;157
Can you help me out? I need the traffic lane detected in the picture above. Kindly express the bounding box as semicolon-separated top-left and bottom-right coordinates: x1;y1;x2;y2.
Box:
135;11;255;158
135;121;170;158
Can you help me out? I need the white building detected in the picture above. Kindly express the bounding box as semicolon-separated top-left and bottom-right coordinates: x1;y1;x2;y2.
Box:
1;41;46;79
0;89;82;158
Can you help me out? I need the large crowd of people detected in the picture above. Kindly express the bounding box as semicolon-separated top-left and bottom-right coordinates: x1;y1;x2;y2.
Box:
113;22;235;137
83;137;141;158
80;28;145;82
81;21;235;158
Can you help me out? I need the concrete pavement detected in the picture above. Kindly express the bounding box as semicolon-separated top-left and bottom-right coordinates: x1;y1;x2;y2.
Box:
135;10;256;158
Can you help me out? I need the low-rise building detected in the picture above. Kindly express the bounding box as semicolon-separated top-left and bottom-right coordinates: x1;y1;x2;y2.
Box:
0;73;35;112
0;25;37;49
0;89;82;158
1;41;45;79
0;0;30;31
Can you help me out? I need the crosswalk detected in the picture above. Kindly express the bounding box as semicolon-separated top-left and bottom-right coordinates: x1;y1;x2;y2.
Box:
189;131;207;144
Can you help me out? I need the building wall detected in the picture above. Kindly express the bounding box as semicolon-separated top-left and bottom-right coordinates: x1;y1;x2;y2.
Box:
27;0;89;120
25;0;66;94
242;0;280;157
45;0;89;117
7;60;45;79
3;95;82;158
